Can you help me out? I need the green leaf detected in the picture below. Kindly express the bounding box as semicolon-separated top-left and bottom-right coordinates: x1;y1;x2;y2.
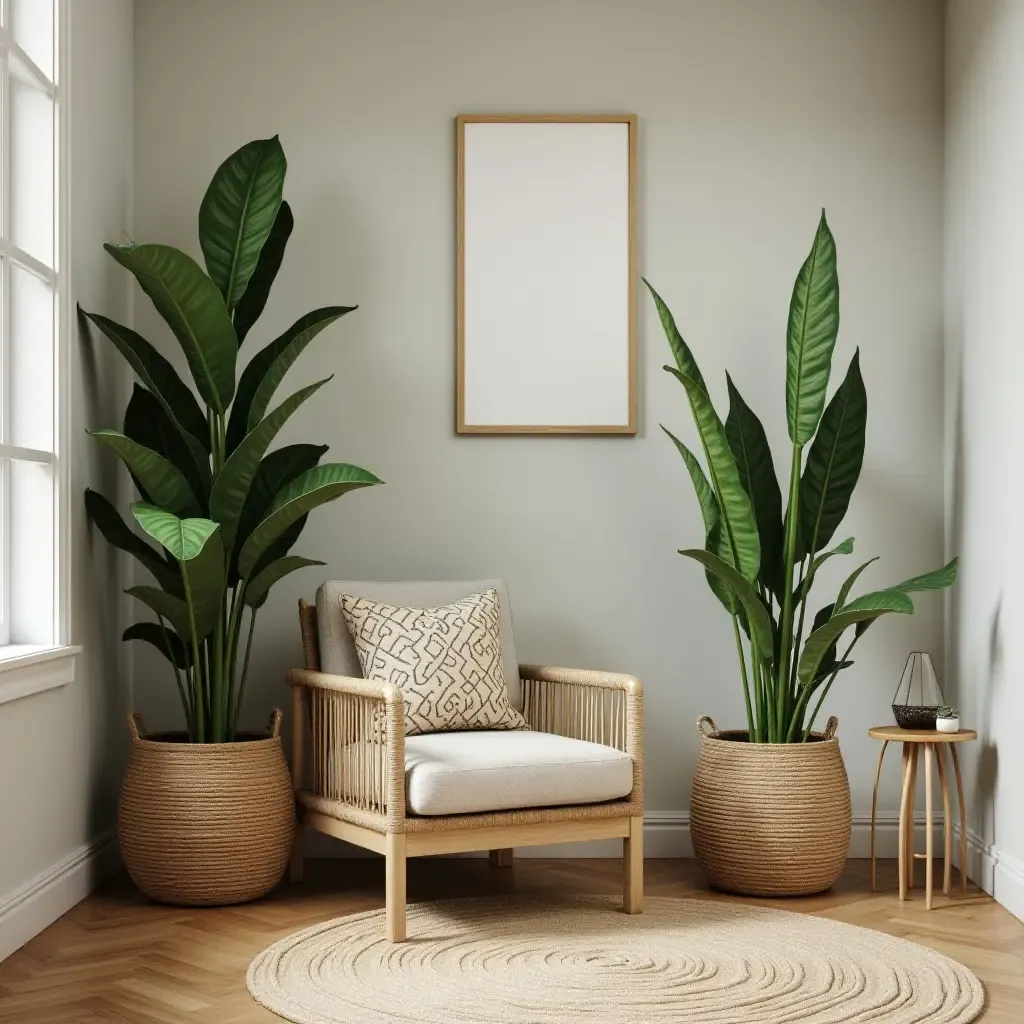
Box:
244;555;324;608
89;430;200;518
797;588;914;684
786;211;840;444
81;309;209;450
796;536;854;602
644;279;706;391
233;200;293;346
232;444;328;579
122;622;191;669
662;425;719;537
104;243;237;412
248;309;354;431
211;377;330;552
806;602;838;683
798;349;866;557
179;528;226;640
892;557;959;594
130;509;225;640
662;426;735;615
226;306;354;450
249;514;309;579
238;463;381;579
665;365;760;582
126;586;192;640
835;556;879;610
678;548;775;660
84;488;180;594
131;503;220;561
198;136;286;309
724;375;784;596
124;385;210;504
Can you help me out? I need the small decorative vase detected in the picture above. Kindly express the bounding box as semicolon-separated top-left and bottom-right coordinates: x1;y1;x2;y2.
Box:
118;710;294;906
892;652;946;730
689;715;852;896
936;716;960;734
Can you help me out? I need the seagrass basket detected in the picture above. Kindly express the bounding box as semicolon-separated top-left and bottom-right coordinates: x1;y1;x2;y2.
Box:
689;715;852;896
118;710;294;906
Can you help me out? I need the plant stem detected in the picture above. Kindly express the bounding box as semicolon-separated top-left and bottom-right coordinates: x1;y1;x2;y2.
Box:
789;556;810;700
181;571;206;742
231;607;258;736
733;610;757;741
158;615;192;737
800;635;859;741
775;442;804;740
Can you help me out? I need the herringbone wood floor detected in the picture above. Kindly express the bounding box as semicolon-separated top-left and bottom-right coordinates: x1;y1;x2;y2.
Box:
0;858;1020;1022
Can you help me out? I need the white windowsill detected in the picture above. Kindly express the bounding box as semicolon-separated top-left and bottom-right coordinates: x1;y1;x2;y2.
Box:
0;644;81;706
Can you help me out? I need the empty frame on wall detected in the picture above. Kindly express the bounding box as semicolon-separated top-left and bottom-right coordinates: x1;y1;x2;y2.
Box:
457;114;637;434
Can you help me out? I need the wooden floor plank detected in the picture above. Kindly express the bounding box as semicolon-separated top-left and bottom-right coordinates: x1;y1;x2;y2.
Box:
0;857;1020;1022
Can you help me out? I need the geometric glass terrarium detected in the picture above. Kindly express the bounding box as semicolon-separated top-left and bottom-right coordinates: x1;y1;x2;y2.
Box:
891;652;947;730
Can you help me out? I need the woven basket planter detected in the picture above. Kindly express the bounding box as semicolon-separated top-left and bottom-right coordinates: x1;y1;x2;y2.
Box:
118;710;294;906
690;715;852;896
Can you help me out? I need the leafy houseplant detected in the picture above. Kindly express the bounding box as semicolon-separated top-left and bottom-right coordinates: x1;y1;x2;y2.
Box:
648;211;957;745
84;135;381;745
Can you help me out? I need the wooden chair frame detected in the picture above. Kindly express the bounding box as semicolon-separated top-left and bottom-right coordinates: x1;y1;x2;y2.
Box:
289;600;644;942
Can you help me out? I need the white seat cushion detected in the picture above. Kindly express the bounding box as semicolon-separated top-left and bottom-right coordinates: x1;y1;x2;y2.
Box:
404;730;633;816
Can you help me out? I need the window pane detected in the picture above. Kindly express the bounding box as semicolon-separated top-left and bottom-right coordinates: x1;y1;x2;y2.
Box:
9;458;54;645
10;264;54;451
11;0;55;81
11;66;55;268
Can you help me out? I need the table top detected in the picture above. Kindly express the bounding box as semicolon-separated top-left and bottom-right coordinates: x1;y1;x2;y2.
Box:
868;726;977;742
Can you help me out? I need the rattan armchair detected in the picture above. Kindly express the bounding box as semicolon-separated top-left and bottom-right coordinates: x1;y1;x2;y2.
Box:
289;596;644;943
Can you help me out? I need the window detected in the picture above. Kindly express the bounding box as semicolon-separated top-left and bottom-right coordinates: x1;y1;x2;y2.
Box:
0;0;65;655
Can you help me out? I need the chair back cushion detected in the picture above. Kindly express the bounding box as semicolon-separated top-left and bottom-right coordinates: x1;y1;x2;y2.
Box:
315;579;523;710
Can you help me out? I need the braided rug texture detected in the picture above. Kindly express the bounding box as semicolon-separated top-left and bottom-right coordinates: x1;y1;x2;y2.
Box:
247;895;984;1023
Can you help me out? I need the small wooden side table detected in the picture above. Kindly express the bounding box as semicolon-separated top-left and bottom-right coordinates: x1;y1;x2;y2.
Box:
868;726;977;909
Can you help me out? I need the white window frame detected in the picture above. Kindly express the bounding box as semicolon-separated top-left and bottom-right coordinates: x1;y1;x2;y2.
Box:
0;0;77;704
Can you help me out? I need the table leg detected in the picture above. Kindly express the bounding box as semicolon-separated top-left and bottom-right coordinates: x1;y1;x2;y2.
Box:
951;744;968;892
935;745;953;895
899;743;914;902
924;743;934;910
906;745;920;891
870;740;889;892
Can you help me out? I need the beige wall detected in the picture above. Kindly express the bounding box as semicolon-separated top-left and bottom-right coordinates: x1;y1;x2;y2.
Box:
945;0;1024;919
0;0;132;938
131;0;945;822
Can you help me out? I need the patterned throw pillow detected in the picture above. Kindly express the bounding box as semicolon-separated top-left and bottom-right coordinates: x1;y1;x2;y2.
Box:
339;588;527;736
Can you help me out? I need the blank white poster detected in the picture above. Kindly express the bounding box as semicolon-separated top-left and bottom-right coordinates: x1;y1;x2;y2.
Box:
458;118;635;433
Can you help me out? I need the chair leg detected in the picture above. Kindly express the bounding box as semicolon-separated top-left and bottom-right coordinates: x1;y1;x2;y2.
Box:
623;815;644;914
289;823;304;884
489;848;514;867
386;833;407;943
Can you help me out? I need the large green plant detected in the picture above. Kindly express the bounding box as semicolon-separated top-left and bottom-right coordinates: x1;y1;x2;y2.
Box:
83;136;381;743
649;212;956;743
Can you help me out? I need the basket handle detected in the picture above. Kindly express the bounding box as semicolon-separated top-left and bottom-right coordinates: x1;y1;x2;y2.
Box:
823;715;839;740
267;708;283;739
697;715;720;737
127;712;146;741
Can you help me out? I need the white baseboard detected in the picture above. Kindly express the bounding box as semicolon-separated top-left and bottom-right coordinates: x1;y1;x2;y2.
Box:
0;829;121;963
959;826;1024;922
305;810;952;861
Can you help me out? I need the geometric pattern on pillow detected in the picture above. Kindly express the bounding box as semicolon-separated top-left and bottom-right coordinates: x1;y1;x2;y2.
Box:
339;588;527;736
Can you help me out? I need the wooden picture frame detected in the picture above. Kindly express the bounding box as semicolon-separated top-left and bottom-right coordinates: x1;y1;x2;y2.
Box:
457;114;637;435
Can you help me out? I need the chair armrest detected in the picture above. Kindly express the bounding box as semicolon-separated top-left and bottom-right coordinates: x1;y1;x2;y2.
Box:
287;668;406;828
519;665;643;804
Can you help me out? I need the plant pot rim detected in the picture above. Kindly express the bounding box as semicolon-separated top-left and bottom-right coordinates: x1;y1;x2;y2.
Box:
699;729;838;747
134;731;278;748
126;709;282;747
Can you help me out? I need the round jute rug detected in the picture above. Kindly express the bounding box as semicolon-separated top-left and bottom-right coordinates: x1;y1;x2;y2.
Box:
247;895;985;1024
